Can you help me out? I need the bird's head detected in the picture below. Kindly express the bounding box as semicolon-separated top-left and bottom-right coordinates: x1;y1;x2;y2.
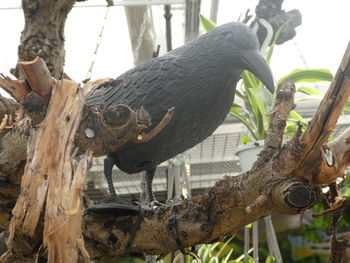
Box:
209;22;275;93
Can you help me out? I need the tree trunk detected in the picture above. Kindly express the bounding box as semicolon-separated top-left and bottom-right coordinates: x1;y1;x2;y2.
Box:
11;0;75;79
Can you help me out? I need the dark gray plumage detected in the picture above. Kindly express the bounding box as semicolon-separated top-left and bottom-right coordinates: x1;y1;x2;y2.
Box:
87;22;274;207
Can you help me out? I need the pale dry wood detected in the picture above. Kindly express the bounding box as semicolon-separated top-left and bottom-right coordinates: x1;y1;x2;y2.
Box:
0;75;30;103
20;57;54;103
7;79;95;263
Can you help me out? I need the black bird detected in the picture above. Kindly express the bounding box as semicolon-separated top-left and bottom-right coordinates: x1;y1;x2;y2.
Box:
86;22;274;208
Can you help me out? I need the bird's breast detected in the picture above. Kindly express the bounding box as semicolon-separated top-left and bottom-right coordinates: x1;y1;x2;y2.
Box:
115;66;238;174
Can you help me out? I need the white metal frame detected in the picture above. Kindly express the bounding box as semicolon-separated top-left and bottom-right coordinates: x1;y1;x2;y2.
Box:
0;0;185;10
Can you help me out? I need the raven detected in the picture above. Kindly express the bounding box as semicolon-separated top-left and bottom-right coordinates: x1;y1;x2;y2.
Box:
86;22;274;207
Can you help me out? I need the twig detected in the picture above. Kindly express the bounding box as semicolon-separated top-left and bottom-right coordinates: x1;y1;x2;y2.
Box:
0;74;30;103
136;107;175;143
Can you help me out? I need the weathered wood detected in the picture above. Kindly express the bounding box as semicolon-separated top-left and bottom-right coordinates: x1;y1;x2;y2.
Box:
293;42;350;184
6;79;93;263
1;45;350;260
0;75;30;103
0;95;20;121
312;126;350;185
20;57;53;103
0;63;173;159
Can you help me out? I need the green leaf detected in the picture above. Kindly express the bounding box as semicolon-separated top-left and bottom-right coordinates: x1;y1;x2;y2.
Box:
229;104;259;140
294;95;323;102
216;236;235;258
235;90;245;100
201;244;211;263
289;110;307;126
208;256;219;263
234;249;253;262
265;20;292;64
278;69;333;86
265;256;276;263
252;19;273;54
297;86;324;96
222;249;234;263
241;136;251;144
199;14;217;32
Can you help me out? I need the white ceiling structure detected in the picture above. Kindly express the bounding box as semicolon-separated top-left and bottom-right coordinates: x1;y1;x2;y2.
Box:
1;0;350;84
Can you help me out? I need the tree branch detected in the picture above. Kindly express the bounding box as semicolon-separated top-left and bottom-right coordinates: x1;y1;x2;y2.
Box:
1;43;350;261
293;42;350;184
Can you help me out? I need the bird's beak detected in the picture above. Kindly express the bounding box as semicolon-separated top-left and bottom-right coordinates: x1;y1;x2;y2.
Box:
241;49;275;93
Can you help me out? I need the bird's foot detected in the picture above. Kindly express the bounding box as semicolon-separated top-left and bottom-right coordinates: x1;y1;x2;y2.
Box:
101;195;134;206
86;195;151;215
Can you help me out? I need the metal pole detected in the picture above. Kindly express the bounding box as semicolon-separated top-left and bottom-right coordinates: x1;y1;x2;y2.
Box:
164;5;173;51
185;0;201;43
124;2;156;65
209;0;219;23
0;0;185;10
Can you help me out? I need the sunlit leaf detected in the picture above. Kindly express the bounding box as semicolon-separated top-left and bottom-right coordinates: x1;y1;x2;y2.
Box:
297;86;323;96
290;110;307;126
265;256;276;263
199;14;217;32
294;95;323;102
278;69;333;86
241;136;251;144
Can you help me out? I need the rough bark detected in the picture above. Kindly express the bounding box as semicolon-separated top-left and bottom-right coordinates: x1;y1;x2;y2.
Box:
0;44;350;261
0;58;175;262
6;79;93;263
11;0;76;79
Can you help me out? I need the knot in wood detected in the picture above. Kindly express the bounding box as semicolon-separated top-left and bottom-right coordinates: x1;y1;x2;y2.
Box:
285;184;316;209
102;104;131;127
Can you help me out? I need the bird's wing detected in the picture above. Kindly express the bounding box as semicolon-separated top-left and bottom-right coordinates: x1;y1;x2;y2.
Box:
85;55;174;112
